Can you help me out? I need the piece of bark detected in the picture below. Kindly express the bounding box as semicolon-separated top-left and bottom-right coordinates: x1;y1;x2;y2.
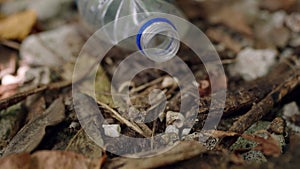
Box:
229;69;299;134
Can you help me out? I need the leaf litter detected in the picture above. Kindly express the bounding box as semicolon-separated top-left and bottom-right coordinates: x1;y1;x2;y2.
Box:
0;0;300;168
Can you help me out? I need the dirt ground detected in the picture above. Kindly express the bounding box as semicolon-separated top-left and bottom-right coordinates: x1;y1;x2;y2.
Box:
0;0;300;168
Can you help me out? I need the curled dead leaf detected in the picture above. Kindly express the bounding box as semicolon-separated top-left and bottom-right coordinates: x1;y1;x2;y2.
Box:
3;98;65;156
0;10;36;40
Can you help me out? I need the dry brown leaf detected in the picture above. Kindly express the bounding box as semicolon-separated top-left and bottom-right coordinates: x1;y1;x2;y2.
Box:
25;95;46;123
0;84;18;99
0;10;36;40
31;151;103;169
241;133;281;157
0;151;104;169
3;98;65;156
106;141;208;169
0;153;30;169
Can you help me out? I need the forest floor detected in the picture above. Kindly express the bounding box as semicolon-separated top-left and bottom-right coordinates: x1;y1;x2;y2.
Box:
0;0;300;168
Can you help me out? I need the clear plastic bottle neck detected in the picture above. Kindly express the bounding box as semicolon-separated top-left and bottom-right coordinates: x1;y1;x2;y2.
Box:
136;18;180;62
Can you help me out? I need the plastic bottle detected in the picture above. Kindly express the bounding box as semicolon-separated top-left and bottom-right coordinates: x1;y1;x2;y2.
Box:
76;0;186;62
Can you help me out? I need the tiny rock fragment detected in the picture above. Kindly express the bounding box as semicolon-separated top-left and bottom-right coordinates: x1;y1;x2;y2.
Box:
268;117;286;134
161;76;176;88
228;48;277;81
165;125;179;135
182;128;191;136
285;13;300;33
283;102;300;132
102;124;121;138
0;10;36;40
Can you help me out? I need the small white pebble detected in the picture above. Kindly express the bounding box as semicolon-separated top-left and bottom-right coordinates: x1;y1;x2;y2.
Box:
166;111;185;128
1;74;21;85
162;77;176;88
102;124;121;138
68;122;80;130
285;13;300;33
229;47;277;81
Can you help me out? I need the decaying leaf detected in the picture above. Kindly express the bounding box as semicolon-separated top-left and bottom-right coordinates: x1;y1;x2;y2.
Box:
66;129;103;159
105;141;208;169
31;151;102;169
0;151;103;169
0;84;18;100
3;98;65;156
0;103;26;152
24;95;46;123
241;133;281;157
0;153;30;169
0;10;36;40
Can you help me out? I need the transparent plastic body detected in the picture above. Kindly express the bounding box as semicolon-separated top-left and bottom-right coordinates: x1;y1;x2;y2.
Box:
77;0;187;62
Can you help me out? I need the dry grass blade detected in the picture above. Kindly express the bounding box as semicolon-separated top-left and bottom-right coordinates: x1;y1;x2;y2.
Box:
97;100;151;138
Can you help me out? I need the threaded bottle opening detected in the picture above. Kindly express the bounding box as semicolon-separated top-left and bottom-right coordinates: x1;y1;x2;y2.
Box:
136;18;180;62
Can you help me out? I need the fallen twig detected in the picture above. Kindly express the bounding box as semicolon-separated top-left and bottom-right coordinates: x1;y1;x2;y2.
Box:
0;81;71;110
97;100;152;138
